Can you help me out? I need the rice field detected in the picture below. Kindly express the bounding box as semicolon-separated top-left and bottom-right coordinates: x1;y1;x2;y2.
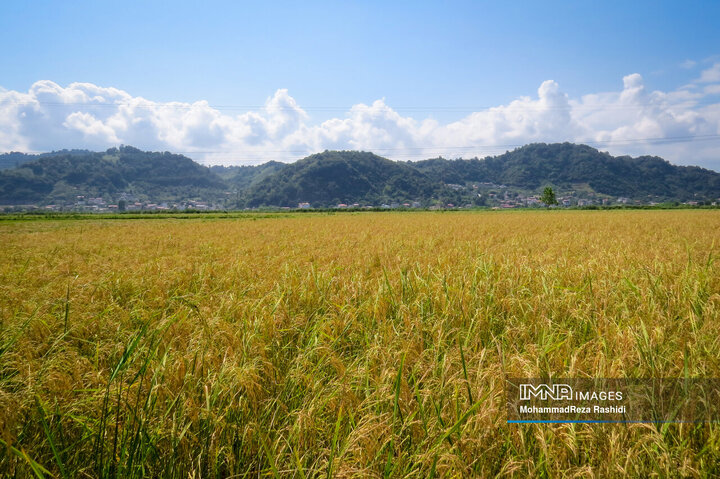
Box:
1;210;719;477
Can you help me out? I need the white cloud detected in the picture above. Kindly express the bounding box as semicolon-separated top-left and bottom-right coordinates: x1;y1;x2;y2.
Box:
1;77;719;170
431;80;579;152
64;111;121;143
698;63;720;83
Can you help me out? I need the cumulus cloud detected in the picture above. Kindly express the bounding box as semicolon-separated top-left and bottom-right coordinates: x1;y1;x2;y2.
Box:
1;76;720;170
577;74;711;141
429;80;580;154
698;63;720;83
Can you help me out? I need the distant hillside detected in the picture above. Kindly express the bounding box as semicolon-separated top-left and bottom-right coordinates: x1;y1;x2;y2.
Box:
0;152;33;171
0;146;227;204
241;150;443;207
211;161;288;190
0;149;95;170
1;143;718;208
412;143;720;201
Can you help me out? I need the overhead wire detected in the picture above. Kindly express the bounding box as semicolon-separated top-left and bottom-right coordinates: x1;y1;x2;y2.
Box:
12;134;720;165
3;99;720;164
164;134;720;164
2;98;719;113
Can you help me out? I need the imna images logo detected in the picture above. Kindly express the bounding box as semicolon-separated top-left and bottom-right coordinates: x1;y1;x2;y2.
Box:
519;383;573;401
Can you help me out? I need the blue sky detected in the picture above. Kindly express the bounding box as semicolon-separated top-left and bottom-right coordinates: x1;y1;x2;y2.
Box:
1;1;720;168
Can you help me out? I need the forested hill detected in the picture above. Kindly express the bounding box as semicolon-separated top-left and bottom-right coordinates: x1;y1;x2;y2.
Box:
0;146;227;204
240;150;443;207
411;143;720;200
0;149;94;171
1;143;719;207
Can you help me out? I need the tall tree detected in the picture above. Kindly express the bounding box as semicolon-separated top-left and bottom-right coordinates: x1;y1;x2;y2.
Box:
541;186;558;206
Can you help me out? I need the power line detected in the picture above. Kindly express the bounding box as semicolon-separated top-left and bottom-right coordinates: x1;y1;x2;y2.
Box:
169;134;720;155
166;134;720;164
2;98;718;113
11;134;720;162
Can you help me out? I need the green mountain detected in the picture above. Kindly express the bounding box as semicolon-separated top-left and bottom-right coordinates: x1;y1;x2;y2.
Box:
0;146;227;204
0;149;95;171
211;161;287;190
241;150;443;207
1;143;718;208
0;152;34;171
412;143;720;201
